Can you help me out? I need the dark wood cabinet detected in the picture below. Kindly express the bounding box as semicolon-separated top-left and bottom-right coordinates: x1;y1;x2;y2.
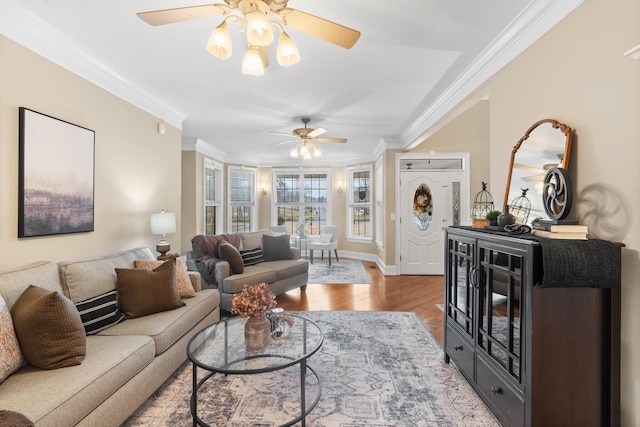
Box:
444;226;620;427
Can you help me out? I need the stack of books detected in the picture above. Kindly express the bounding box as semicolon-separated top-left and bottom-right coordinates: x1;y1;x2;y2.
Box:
531;220;589;239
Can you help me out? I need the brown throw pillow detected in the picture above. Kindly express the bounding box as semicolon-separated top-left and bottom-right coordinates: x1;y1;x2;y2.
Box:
134;257;196;298
11;285;86;370
116;260;185;318
218;241;244;274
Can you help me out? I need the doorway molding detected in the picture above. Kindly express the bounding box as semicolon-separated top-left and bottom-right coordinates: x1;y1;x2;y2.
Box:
394;152;470;275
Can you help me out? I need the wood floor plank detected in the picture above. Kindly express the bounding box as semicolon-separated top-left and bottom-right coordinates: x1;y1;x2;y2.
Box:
276;260;445;347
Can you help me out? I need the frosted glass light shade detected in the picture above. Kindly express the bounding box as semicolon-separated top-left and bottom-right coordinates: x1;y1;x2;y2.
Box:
277;33;300;67
150;211;176;240
245;11;273;46
207;21;232;59
242;47;264;76
289;146;299;158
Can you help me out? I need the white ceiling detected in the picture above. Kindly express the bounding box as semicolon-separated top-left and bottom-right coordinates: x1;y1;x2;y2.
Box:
0;0;583;166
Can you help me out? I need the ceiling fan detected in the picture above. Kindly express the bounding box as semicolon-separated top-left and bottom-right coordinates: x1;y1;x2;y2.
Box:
269;117;347;159
137;0;361;74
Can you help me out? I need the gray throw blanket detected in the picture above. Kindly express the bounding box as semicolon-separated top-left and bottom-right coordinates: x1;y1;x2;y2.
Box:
537;238;621;288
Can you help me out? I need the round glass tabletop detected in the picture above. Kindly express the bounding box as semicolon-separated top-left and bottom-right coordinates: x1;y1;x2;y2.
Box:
187;313;324;374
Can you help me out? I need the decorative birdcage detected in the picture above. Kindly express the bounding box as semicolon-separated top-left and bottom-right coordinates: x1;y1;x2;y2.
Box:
510;188;532;225
472;182;495;218
471;182;494;228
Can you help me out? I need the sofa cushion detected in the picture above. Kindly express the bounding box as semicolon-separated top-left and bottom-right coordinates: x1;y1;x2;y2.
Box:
0;295;24;383
0;261;62;309
262;234;294;261
11;285;86;370
116;260;185;319
218;242;244;274
0;334;154;426
221;265;277;294
134;258;196;298
59;248;156;304
262;259;310;282
97;289;219;355
239;246;264;266
239;229;271;249
75;290;125;335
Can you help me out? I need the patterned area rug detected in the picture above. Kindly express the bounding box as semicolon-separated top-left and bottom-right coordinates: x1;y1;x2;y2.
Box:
123;311;498;427
308;259;371;284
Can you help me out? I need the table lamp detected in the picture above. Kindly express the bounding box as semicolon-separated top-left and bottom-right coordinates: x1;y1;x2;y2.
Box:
150;210;176;260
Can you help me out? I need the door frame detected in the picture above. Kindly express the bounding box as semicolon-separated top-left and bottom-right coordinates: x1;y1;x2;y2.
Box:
394;152;470;275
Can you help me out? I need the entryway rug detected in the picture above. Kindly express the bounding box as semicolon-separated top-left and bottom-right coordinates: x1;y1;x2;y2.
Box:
122;311;498;426
307;259;371;284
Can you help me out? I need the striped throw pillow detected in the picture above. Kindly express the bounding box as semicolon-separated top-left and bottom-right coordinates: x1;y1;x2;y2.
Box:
75;290;125;335
239;246;264;266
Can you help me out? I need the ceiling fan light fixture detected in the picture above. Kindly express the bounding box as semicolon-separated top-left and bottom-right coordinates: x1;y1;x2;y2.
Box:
289;146;299;158
299;144;310;158
245;11;273;46
313;143;322;157
207;21;232;59
242;46;264;76
277;32;300;67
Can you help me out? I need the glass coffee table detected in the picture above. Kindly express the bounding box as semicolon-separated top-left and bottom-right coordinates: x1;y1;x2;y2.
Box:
187;313;324;427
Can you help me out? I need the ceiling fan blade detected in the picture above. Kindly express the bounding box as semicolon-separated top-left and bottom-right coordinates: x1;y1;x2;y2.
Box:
270;140;298;146
137;4;225;26
268;131;294;137
279;8;361;49
513;163;545;174
308;127;327;138
315;137;347;143
522;174;544;182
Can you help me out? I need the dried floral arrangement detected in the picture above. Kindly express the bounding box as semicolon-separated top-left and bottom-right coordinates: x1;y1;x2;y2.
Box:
231;283;277;318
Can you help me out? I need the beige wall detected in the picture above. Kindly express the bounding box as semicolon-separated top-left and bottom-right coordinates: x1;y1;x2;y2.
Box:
412;100;492;208
181;150;201;251
451;0;639;423
0;36;183;269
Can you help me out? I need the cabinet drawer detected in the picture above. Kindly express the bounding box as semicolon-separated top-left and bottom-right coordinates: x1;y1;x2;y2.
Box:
445;326;474;379
476;356;524;427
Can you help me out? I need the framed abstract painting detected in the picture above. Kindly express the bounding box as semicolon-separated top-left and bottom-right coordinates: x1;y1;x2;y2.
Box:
18;107;95;237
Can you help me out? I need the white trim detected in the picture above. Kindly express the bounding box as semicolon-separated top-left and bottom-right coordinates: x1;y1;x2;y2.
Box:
399;0;585;150
394;152;470;275
624;44;640;60
182;137;227;162
0;0;186;129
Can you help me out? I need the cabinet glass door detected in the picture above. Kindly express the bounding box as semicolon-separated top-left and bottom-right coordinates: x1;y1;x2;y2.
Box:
477;243;524;385
446;236;475;339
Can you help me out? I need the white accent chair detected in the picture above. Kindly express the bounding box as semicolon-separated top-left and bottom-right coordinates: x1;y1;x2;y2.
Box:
309;225;339;265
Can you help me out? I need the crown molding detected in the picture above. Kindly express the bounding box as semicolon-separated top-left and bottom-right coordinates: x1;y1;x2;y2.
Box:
0;0;186;129
400;0;585;150
182;137;228;161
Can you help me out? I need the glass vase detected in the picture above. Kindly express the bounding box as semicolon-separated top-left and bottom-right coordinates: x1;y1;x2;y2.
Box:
244;315;271;351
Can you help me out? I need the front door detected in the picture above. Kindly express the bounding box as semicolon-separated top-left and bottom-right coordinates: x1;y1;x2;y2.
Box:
399;171;446;275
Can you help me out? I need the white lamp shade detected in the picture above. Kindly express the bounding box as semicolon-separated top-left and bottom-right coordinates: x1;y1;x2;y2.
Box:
277;32;300;67
207;21;232;59
150;211;176;236
245;11;273;46
242;47;265;76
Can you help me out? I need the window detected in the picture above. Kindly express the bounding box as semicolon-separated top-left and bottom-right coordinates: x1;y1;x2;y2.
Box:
204;158;222;235
347;165;372;241
228;167;256;232
273;170;329;236
375;156;384;248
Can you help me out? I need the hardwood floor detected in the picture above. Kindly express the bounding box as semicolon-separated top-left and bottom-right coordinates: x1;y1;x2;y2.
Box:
276;260;445;347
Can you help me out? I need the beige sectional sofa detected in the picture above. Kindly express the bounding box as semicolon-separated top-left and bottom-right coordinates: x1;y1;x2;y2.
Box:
0;247;220;427
189;230;309;312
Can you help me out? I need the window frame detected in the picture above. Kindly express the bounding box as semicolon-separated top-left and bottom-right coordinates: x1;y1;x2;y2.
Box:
227;166;257;233
346;164;373;242
271;169;331;236
203;158;223;235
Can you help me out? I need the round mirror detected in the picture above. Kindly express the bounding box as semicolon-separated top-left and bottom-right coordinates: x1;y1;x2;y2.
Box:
503;119;573;224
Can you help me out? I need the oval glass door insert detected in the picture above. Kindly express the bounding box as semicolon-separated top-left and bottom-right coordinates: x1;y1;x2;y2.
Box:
413;183;433;231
